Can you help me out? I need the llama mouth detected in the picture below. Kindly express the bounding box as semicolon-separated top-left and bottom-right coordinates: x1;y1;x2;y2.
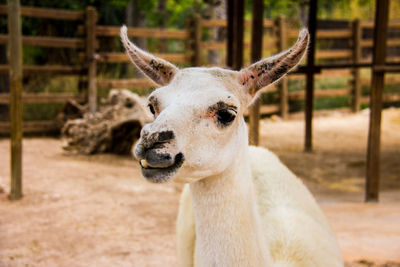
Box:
139;152;184;183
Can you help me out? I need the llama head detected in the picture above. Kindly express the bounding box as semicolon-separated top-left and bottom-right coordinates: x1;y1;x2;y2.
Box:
121;26;308;183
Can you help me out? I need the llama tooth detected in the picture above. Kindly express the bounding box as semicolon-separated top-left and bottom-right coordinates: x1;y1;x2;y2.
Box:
141;159;149;169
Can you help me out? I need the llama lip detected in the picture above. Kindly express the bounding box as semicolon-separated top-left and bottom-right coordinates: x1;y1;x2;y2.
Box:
140;152;184;183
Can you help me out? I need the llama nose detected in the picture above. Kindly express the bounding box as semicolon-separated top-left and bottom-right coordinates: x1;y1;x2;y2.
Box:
134;130;175;160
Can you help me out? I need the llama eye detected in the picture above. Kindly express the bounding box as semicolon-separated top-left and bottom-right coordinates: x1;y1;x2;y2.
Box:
148;104;156;115
216;109;236;125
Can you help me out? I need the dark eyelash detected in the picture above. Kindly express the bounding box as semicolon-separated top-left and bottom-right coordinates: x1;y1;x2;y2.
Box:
148;104;155;115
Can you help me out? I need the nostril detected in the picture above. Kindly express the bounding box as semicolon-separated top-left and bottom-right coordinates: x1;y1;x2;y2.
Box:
140;130;175;150
157;131;174;142
152;141;168;149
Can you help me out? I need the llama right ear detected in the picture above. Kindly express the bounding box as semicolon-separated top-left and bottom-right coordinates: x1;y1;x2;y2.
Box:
238;29;309;101
120;25;178;86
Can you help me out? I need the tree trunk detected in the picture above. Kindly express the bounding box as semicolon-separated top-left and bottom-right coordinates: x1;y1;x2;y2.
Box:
207;0;226;66
158;0;168;53
126;0;147;50
124;0;147;78
298;0;309;27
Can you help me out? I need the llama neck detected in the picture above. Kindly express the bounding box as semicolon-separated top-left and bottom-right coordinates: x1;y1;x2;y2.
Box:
190;140;273;267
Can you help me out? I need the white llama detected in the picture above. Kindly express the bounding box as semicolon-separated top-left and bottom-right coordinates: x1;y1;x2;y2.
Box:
121;26;343;267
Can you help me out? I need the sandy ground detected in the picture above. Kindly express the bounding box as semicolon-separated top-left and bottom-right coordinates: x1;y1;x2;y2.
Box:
0;108;399;266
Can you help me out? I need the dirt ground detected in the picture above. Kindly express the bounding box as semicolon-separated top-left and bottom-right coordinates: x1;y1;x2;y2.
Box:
0;108;399;267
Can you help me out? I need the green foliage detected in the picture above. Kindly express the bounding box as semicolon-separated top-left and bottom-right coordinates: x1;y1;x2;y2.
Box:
314;96;350;110
262;0;300;19
23;103;64;121
318;0;374;19
166;0;205;28
1;0;395;26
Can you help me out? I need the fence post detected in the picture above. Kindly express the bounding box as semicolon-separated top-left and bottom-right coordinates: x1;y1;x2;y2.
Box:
227;0;244;70
366;0;390;202
277;16;288;119
85;6;97;113
248;0;263;146
192;14;202;66
8;0;23;200
352;18;361;112
304;0;317;152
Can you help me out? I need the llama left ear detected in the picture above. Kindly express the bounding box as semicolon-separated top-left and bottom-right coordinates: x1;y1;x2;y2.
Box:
239;29;309;99
120;25;178;86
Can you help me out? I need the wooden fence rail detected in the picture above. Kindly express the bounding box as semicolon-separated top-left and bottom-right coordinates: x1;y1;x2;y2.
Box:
0;93;85;104
0;5;84;20
0;64;83;75
0;34;86;48
0;4;400;134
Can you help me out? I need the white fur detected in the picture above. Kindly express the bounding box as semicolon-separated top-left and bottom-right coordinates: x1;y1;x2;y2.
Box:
177;146;343;267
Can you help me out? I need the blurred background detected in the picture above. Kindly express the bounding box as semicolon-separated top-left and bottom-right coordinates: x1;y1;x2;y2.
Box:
0;0;400;132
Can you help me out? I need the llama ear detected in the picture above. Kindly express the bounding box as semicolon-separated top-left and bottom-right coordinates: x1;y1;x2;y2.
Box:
238;29;309;99
120;25;178;86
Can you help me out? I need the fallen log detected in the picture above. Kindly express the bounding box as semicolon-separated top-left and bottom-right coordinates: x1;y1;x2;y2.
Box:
62;89;152;155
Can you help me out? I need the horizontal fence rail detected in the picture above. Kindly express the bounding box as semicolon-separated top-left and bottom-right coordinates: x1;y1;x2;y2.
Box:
0;34;85;48
0;64;83;75
0;93;85;104
97;26;190;39
0;121;58;134
0;5;84;20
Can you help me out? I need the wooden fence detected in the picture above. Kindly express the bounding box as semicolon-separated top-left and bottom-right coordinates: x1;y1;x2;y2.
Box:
89;25;191;91
0;5;400;134
195;17;400;117
0;5;87;133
